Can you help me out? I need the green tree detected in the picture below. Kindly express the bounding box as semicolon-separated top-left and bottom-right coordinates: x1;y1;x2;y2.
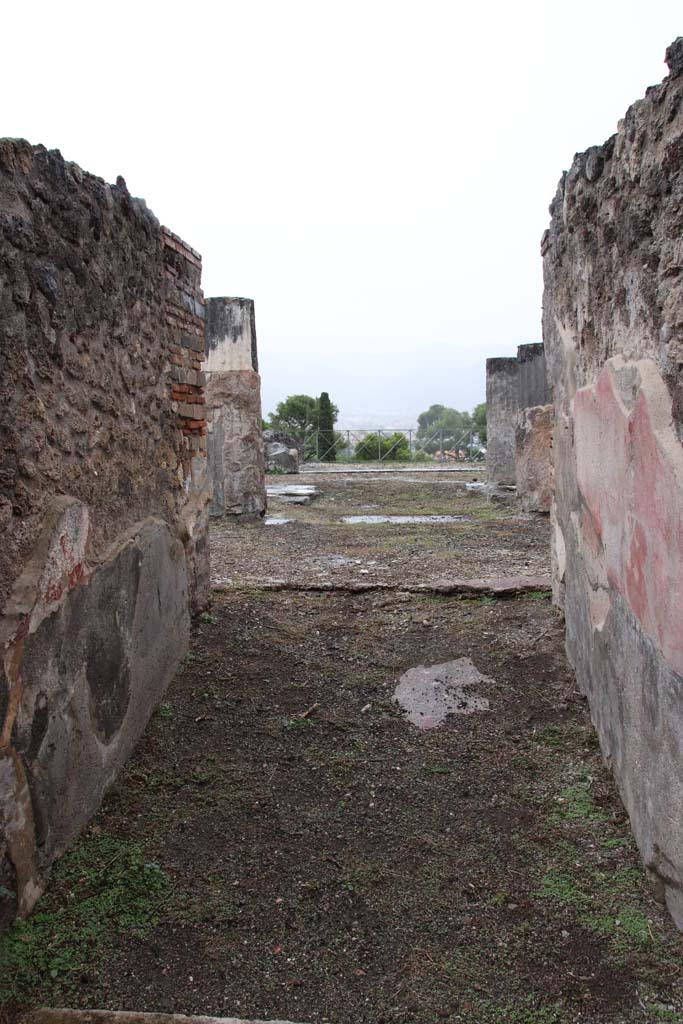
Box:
267;394;339;443
416;405;472;453
317;391;336;462
267;394;318;443
417;404;447;432
355;431;410;462
472;402;487;446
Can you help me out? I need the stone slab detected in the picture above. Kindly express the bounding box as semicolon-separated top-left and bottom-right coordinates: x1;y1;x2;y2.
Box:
213;575;551;596
21;1012;313;1024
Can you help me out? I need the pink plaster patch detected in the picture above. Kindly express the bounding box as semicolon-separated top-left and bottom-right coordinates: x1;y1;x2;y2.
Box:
574;360;683;675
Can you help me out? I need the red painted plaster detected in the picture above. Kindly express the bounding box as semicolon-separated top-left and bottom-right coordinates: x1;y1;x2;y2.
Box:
574;362;683;675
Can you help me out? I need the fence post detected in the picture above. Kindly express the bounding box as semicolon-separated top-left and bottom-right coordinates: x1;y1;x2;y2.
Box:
440;430;444;463
378;430;382;463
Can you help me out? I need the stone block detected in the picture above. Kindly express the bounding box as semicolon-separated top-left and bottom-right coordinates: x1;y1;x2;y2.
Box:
265;442;299;475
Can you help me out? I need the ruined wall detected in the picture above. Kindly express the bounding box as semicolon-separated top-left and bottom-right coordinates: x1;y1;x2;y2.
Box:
205;297;266;518
0;140;211;925
518;343;550;408
515;343;553;512
542;39;683;928
515;404;553;513
486;357;519;486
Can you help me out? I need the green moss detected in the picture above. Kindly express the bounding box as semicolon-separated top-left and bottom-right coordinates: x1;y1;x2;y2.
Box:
0;831;169;1005
533;723;587;751
537;867;593;911
461;992;568;1023
547;779;610;825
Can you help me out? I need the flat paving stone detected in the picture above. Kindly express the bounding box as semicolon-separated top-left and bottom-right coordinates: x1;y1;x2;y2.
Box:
394;658;492;730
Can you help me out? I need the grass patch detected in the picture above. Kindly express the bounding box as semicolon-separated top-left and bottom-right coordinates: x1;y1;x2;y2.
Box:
533;723;587;751
0;831;169;1005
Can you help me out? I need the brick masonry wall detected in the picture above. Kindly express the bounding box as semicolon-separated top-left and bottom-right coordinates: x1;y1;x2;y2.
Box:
0;140;211;926
163;228;208;455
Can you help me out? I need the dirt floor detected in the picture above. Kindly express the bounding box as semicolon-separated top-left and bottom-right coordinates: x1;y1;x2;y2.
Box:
2;470;682;1024
211;470;550;588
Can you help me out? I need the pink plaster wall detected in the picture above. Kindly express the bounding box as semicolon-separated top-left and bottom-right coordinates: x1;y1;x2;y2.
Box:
574;357;683;676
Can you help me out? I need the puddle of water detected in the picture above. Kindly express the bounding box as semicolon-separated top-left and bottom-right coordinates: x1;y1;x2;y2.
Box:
341;514;467;525
264;516;293;526
394;658;492;730
316;554;359;567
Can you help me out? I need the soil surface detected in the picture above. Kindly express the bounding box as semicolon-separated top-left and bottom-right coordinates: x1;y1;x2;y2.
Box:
2;471;682;1024
212;470;550;589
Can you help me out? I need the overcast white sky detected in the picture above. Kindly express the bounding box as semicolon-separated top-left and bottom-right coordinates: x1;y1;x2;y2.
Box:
3;1;681;426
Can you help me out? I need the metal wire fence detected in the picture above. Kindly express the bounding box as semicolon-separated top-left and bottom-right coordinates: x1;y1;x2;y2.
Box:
303;427;486;464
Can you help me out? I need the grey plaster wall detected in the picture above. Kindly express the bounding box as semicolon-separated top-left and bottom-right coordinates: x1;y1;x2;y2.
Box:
13;511;189;868
486;357;519;486
543;39;683;928
518;343;550;409
205;296;258;373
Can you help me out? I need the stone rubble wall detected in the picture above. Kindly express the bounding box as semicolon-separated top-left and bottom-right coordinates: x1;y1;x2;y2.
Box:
515;403;553;513
0;139;211;927
205;298;266;518
542;39;683;928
